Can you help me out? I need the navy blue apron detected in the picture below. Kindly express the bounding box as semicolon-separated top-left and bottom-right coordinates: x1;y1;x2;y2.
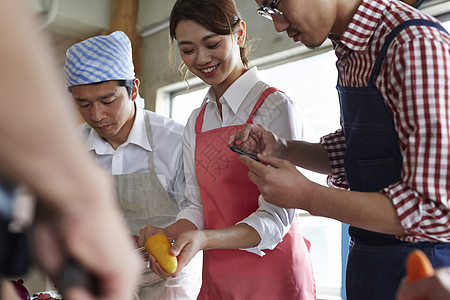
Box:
337;19;450;300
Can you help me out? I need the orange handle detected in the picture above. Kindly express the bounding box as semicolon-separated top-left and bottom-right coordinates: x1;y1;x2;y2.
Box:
406;250;435;283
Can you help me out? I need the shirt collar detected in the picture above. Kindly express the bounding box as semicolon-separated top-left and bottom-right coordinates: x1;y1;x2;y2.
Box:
202;66;260;114
336;0;389;52
85;104;152;154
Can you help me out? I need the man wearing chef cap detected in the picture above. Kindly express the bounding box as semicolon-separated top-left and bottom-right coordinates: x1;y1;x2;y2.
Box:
64;31;202;300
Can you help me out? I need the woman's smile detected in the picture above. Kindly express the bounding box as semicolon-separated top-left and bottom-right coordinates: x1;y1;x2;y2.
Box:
200;64;219;76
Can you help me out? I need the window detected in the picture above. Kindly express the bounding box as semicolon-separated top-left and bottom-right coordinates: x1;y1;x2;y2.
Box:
257;52;343;299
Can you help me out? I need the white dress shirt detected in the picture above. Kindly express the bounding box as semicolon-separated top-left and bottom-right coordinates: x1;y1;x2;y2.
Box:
80;105;203;299
79;105;186;207
177;67;304;256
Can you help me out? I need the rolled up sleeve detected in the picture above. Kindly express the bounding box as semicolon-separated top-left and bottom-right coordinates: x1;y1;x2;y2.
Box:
237;195;296;256
320;129;349;189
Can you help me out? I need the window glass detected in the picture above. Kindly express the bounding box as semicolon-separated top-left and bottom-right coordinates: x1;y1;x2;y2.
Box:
258;51;339;185
172;88;206;126
258;51;342;296
443;20;450;31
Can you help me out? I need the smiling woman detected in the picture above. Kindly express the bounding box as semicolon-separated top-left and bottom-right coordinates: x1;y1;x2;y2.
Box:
172;19;245;100
169;50;343;299
138;0;317;299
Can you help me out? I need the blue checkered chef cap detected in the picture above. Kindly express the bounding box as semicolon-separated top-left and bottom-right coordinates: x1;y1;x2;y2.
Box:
64;31;135;87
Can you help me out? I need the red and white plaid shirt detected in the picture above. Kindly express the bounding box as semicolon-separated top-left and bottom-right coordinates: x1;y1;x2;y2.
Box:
321;0;450;242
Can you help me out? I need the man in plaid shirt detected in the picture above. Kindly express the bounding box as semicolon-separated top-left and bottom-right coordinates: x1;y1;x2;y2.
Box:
228;0;450;298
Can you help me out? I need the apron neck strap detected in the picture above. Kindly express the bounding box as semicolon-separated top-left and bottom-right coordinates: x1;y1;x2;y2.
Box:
369;19;448;85
246;87;279;124
194;87;281;134
142;111;155;170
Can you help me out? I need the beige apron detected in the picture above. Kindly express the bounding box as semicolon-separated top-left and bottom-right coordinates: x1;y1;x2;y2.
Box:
113;113;184;299
114;112;180;235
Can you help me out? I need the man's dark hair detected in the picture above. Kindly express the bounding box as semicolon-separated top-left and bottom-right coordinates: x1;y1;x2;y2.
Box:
117;79;135;98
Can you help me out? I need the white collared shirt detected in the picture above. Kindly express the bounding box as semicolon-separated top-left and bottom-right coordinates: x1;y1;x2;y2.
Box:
178;67;303;256
79;105;186;206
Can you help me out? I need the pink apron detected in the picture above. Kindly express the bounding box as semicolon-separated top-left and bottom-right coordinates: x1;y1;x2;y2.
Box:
194;88;316;299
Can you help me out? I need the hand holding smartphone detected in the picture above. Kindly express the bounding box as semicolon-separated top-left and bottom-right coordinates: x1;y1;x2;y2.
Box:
229;143;259;161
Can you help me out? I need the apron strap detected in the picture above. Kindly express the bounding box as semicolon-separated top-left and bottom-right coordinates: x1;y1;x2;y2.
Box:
194;87;282;134
246;87;280;124
369;19;449;85
195;102;208;135
142;111;155;170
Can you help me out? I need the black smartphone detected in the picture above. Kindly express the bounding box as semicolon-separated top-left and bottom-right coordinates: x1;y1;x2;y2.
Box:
229;145;259;161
